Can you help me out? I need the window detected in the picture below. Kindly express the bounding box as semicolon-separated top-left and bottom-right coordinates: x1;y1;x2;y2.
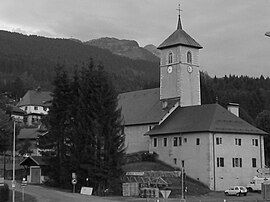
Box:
216;137;222;145
153;138;157;147
196;138;200;145
148;126;152;131
163;138;167;147
181;160;185;167
187;51;192;64
184;138;187;143
217;157;224;167
173;137;178;147
232;158;242;167
173;158;177;165
34;106;38;110
235;138;241;146
252;158;257;167
178;137;182;146
168;52;173;64
252;139;258;146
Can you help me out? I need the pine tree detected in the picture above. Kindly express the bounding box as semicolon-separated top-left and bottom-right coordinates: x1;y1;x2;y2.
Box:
39;61;125;193
73;61;125;194
0;109;12;153
39;64;72;187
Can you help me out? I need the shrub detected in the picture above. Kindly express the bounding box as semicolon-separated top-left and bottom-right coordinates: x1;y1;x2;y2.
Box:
0;183;9;202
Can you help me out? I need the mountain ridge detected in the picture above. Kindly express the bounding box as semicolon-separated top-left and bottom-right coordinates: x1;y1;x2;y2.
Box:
85;37;159;62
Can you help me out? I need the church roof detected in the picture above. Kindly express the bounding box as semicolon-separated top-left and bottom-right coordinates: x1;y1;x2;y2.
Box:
17;89;52;107
118;88;166;126
146;103;267;136
158;15;202;49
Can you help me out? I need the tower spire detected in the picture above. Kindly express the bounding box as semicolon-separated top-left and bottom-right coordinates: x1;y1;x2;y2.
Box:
176;4;182;30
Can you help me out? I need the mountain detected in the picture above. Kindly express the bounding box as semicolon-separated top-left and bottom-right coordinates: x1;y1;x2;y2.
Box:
0;30;159;95
144;44;161;58
85;37;159;62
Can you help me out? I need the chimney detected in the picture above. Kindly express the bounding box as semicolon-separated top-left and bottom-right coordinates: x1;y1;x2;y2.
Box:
227;103;239;117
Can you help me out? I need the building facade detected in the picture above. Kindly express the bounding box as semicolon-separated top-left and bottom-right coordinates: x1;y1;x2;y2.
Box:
16;88;51;126
119;11;267;191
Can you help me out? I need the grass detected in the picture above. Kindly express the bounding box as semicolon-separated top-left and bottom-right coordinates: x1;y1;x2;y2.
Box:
7;190;37;202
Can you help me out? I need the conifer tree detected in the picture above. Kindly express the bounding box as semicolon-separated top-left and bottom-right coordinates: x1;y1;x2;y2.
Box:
40;61;125;193
39;64;72;187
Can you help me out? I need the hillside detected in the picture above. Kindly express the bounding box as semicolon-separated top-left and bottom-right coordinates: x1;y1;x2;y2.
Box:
144;44;161;58
85;37;159;62
0;30;159;94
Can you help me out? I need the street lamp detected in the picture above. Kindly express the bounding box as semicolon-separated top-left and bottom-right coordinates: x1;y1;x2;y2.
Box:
265;32;270;37
12;120;16;202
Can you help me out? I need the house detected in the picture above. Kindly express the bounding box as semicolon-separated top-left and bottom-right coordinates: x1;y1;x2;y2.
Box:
118;11;267;191
20;155;48;184
16;88;52;126
17;127;47;156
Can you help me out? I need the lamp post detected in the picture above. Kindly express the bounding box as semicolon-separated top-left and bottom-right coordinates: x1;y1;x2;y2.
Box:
12;120;16;202
265;32;270;37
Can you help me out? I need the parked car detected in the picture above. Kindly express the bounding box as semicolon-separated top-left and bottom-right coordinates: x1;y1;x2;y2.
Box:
224;186;248;196
246;176;270;192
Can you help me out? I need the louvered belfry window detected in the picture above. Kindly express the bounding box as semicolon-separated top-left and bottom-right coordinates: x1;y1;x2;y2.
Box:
187;51;192;64
168;52;173;64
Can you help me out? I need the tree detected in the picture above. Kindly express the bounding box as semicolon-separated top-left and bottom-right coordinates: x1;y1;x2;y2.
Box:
39;64;72;187
74;62;125;194
0;109;12;153
17;139;33;156
39;61;125;194
255;110;270;165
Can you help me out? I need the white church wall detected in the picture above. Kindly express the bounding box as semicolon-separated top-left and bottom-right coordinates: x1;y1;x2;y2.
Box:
124;124;154;154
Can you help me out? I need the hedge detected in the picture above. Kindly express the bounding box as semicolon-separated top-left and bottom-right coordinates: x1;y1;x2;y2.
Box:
0;183;9;202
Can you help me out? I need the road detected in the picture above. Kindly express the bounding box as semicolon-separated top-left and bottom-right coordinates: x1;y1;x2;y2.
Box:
6;180;120;202
6;180;264;202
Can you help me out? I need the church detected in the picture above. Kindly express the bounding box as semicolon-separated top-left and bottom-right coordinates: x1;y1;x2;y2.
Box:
118;10;267;191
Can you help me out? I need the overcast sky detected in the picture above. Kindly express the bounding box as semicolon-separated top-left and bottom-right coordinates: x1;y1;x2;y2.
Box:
0;0;269;77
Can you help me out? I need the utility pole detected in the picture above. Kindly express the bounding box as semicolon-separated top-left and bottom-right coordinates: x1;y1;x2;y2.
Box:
181;167;186;202
12;121;16;202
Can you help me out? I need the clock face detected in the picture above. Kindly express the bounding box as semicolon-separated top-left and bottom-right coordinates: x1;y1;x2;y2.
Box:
187;66;193;73
167;66;172;73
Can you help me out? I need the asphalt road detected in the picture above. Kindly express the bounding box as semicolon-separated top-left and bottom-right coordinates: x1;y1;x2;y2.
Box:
6;180;265;202
6;180;120;202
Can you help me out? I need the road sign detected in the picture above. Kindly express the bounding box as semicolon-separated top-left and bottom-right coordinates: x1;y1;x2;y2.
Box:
11;180;15;188
21;179;27;187
72;172;76;179
126;172;144;176
72;179;77;185
160;190;171;199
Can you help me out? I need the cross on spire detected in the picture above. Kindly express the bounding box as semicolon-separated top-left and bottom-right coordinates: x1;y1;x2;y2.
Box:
176;3;182;30
176;4;182;16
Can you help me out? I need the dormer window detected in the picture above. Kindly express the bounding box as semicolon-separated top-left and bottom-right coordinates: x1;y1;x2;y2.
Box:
187;51;192;64
168;52;173;64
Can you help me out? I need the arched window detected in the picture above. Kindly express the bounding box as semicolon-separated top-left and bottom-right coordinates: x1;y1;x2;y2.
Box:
168;52;173;64
187;51;192;64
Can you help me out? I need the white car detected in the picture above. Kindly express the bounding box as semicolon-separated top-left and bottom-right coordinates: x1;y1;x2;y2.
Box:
224;186;248;196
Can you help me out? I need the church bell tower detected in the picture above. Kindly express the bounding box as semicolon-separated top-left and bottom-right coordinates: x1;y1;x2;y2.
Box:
158;5;203;107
